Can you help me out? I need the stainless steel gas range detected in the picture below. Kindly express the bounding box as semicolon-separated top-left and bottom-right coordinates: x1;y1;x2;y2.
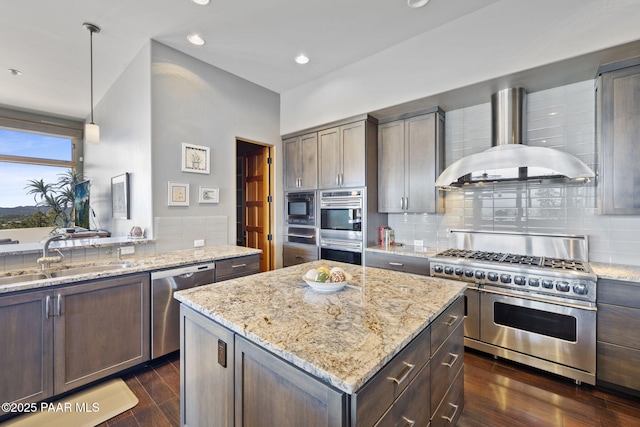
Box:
430;230;597;385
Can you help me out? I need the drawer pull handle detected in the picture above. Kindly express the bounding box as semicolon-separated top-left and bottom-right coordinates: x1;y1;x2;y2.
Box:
441;402;459;423
444;315;458;327
388;361;415;385
231;264;247;268
442;352;459;368
401;416;416;427
389;262;404;266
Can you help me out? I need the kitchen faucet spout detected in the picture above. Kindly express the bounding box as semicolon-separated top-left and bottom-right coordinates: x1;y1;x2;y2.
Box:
37;233;70;269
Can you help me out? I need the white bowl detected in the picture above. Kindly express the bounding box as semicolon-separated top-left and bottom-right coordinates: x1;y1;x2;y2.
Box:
302;273;351;293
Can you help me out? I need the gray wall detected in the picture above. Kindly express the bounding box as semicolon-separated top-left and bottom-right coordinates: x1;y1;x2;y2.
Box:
149;42;282;255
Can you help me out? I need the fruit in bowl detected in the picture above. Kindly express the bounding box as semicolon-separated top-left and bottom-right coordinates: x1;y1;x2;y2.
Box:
304;266;348;283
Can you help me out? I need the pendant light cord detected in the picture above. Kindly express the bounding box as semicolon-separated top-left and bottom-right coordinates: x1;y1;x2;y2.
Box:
83;23;100;125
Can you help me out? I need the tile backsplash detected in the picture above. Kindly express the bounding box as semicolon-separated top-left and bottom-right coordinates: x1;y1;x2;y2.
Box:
389;80;640;266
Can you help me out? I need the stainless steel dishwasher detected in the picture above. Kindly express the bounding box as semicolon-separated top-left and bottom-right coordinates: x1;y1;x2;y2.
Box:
151;262;215;358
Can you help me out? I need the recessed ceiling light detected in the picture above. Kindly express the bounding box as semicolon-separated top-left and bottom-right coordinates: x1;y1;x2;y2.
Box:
187;33;206;46
192;0;210;4
407;0;430;8
295;54;309;65
8;68;22;76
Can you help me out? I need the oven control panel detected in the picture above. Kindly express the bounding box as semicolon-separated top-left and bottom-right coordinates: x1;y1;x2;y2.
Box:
430;261;596;301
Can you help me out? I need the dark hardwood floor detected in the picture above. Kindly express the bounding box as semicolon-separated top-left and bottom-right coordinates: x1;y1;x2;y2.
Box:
99;349;640;426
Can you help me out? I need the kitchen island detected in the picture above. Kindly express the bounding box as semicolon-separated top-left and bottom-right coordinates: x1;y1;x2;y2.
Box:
175;261;466;426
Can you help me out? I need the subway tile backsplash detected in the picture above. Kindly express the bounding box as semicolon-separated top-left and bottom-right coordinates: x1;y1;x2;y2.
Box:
388;80;640;266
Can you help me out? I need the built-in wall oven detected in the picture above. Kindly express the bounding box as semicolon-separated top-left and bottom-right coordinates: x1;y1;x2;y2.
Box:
430;230;597;385
286;191;315;226
319;189;363;265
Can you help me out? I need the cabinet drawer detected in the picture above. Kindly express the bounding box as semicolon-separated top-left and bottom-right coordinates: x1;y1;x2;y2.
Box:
597;303;640;348
216;255;260;282
353;326;431;427
431;322;464;413
597;279;640;308
365;251;429;276
431;297;464;356
374;362;431;427
597;341;640;391
283;243;318;267
431;367;463;427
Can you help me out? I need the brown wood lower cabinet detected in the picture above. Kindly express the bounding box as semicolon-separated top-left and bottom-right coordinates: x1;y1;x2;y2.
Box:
0;273;150;413
180;296;464;426
215;254;260;282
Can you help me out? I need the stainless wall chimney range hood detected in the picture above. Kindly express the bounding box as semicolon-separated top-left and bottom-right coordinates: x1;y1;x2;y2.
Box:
435;87;595;189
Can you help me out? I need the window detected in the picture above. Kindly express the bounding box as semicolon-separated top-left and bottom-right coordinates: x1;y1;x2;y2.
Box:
0;114;82;232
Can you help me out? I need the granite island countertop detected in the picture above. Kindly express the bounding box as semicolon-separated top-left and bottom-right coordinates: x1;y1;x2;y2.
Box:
174;260;466;395
0;245;261;294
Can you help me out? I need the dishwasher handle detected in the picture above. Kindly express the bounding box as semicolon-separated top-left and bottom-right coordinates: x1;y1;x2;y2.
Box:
151;263;215;280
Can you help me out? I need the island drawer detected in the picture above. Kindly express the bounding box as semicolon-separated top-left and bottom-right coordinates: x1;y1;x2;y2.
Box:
431;297;464;356
431;366;464;427
365;251;429;276
431;322;464;413
374;361;431;427
353;325;431;427
215;255;260;282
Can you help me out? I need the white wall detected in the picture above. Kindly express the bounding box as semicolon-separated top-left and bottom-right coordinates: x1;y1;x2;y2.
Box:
280;0;640;134
84;43;153;238
149;42;282;255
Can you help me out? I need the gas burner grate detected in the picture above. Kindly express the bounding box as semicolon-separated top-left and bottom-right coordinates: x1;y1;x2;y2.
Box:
435;249;588;272
541;258;588;271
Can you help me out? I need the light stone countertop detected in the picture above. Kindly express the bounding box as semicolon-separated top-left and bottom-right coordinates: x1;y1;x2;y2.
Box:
174;260;466;395
0;245;261;294
591;262;640;284
366;244;439;258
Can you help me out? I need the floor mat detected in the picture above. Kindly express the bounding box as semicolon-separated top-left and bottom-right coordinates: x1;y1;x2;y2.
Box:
2;378;138;427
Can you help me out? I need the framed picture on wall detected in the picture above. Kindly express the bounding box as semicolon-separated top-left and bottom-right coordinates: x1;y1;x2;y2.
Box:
181;143;210;174
111;173;130;219
168;182;189;206
198;186;219;204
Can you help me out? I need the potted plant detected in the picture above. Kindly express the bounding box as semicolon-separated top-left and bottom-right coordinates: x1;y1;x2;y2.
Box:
24;169;84;230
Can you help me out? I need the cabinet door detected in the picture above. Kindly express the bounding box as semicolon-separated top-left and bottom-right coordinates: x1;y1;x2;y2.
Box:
53;273;150;393
0;290;53;408
318;127;341;189
181;306;235;427
405;114;436;213
378;120;405;212
235;336;345;427
598;64;640;214
284;136;302;191
299;132;318;190
340;121;366;188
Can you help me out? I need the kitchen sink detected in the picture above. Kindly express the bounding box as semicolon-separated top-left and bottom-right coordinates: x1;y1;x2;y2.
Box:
49;261;137;278
0;272;50;285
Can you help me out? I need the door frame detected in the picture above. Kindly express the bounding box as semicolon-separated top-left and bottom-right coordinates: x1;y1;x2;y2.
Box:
236;138;274;271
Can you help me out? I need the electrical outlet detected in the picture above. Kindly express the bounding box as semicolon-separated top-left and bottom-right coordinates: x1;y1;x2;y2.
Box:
119;246;135;255
194;239;205;248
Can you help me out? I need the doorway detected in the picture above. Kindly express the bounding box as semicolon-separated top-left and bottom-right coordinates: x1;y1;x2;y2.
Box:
236;139;273;272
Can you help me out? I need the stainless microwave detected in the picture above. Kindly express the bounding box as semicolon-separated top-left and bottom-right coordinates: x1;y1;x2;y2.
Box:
286;191;315;225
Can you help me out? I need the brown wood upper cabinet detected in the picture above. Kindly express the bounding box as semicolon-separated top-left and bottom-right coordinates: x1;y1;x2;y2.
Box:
597;58;640;214
283;132;318;191
378;110;444;213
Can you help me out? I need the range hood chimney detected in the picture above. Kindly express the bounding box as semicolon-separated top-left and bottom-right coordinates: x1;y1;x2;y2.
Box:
435;87;595;188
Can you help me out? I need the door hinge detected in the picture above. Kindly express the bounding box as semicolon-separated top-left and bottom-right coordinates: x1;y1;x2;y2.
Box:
267;234;273;241
267;195;273;203
267;157;273;165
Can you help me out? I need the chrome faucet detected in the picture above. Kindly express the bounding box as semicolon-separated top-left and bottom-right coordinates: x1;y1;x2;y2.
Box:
37;233;70;269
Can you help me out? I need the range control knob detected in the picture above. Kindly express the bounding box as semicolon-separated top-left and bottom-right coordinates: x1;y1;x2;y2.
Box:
454;268;464;276
573;283;588;295
475;271;486;280
433;265;443;274
514;275;527;286
556;281;571;292
487;272;499;282
444;266;454;275
500;274;512;284
528;278;540;287
542;279;554;289
464;269;474;278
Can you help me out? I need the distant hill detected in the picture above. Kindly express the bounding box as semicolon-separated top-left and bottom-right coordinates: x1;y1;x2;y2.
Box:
0;206;48;216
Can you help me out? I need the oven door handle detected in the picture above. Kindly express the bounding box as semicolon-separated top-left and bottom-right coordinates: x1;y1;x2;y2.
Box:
477;287;597;311
285;233;315;239
321;239;362;250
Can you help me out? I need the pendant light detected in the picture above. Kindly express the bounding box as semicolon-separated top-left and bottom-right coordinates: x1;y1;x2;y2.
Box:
83;22;101;145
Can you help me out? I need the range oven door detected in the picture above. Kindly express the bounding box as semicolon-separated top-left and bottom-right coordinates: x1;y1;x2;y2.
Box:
480;287;596;373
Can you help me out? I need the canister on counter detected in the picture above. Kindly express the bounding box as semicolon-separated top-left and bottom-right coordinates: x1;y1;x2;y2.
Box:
379;226;388;246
